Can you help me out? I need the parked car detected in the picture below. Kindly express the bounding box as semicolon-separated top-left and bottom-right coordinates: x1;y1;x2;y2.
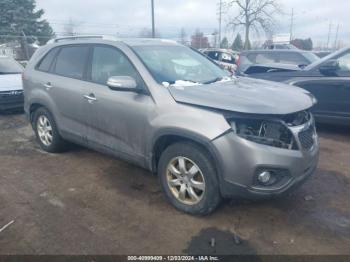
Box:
263;43;298;50
23;36;319;215
313;51;332;58
0;56;24;111
201;48;239;73
237;50;320;75
241;47;350;125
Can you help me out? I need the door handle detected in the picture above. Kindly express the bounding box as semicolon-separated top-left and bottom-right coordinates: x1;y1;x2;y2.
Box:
83;94;97;103
44;82;53;90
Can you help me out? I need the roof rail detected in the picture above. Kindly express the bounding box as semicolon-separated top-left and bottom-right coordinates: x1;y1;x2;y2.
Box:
48;35;119;44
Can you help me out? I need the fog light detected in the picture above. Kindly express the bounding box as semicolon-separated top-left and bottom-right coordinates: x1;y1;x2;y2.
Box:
258;171;272;184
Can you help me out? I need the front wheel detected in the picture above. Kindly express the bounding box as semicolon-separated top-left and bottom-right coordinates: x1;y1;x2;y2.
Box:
158;142;221;215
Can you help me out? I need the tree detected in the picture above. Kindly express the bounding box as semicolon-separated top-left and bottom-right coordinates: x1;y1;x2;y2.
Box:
0;0;54;45
138;27;161;38
291;38;313;51
190;29;210;49
231;33;243;50
63;18;80;36
227;0;281;49
221;37;229;49
179;28;187;45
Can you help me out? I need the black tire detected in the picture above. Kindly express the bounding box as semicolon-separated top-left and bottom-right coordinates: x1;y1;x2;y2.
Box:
158;142;221;215
32;107;67;153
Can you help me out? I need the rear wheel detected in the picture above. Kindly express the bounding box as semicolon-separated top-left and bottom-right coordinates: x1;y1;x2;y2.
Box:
33;107;67;153
158;142;221;215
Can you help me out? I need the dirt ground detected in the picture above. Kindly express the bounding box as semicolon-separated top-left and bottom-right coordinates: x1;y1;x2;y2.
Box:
0;113;349;255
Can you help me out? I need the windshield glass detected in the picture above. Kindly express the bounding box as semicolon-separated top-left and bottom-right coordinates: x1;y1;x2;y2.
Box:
0;57;23;74
302;52;320;63
132;45;230;85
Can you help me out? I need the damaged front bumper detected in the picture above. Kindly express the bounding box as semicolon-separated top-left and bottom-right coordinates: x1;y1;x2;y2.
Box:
211;117;319;199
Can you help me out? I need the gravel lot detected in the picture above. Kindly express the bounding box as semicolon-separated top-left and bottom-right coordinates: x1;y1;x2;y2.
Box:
0;113;349;255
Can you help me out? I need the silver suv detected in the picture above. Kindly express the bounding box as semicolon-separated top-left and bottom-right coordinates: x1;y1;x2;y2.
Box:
23;36;319;215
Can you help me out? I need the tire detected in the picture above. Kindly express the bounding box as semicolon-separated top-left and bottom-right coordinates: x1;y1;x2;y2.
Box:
158;142;221;215
32;107;67;153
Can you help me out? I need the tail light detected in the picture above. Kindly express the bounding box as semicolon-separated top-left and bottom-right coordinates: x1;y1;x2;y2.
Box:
235;55;240;66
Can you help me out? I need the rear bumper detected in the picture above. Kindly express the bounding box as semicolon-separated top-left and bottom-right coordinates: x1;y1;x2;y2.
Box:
211;130;319;199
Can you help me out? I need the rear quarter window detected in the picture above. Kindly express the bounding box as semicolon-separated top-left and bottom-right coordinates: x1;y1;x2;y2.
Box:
36;48;59;72
278;53;307;65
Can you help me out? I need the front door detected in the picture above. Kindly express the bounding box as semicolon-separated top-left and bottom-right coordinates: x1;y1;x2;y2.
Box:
83;44;154;165
295;52;350;119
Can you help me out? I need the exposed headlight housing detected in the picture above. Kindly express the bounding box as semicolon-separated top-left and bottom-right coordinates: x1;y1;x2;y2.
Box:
229;118;297;150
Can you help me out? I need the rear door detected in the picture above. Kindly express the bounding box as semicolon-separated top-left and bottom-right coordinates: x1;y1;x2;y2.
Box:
42;45;91;142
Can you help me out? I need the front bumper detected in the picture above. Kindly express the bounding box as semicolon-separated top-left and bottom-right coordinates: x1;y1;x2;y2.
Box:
0;91;24;111
211;122;319;199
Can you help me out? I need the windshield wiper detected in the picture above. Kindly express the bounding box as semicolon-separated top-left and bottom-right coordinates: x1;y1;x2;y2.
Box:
203;77;223;85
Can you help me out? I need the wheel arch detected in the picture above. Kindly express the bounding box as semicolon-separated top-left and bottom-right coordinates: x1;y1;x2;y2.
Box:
150;129;223;180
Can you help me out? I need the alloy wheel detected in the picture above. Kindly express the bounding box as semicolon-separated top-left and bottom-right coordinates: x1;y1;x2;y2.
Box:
166;156;206;205
37;115;53;146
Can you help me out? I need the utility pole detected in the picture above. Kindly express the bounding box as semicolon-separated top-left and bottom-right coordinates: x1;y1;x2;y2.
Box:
218;0;223;48
289;8;294;42
326;22;332;50
333;23;339;50
151;0;155;38
21;30;30;61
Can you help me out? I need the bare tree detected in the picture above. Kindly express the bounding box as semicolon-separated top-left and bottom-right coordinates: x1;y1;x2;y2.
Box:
63;18;80;36
179;28;187;45
227;0;281;49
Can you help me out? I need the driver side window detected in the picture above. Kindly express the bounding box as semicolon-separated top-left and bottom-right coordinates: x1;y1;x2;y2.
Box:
91;45;141;86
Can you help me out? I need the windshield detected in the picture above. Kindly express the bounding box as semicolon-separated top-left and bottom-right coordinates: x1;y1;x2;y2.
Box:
0;57;23;74
302;52;320;63
132;45;230;85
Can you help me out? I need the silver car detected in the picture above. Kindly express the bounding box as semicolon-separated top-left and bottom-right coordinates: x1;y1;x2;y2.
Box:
23;36;319;215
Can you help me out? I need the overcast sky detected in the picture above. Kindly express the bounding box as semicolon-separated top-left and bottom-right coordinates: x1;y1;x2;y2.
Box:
36;0;348;47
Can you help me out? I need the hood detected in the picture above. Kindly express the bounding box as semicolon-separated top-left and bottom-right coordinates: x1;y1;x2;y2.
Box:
0;74;23;92
168;77;315;115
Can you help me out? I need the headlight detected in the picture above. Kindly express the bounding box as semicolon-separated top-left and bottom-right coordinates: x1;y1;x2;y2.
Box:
229;118;297;150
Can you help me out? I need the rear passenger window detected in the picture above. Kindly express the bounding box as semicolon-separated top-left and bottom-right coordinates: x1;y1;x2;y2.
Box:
207;51;220;60
255;53;275;64
278;53;307;65
37;48;59;72
54;46;89;79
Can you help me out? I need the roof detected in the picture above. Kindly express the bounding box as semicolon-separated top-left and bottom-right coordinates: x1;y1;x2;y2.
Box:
240;49;312;54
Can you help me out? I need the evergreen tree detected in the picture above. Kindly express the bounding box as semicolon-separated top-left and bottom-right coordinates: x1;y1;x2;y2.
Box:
220;37;229;49
0;0;54;45
231;33;244;51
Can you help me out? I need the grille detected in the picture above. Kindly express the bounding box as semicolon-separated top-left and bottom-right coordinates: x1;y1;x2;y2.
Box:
298;126;315;150
0;91;23;98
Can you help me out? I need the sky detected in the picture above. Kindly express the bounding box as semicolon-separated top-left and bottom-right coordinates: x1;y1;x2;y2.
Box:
36;0;349;48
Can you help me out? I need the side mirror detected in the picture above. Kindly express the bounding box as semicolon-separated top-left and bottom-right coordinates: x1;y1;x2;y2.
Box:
319;59;340;75
107;76;138;91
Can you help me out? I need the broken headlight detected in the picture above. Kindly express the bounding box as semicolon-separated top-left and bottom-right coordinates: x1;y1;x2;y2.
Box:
230;118;297;150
